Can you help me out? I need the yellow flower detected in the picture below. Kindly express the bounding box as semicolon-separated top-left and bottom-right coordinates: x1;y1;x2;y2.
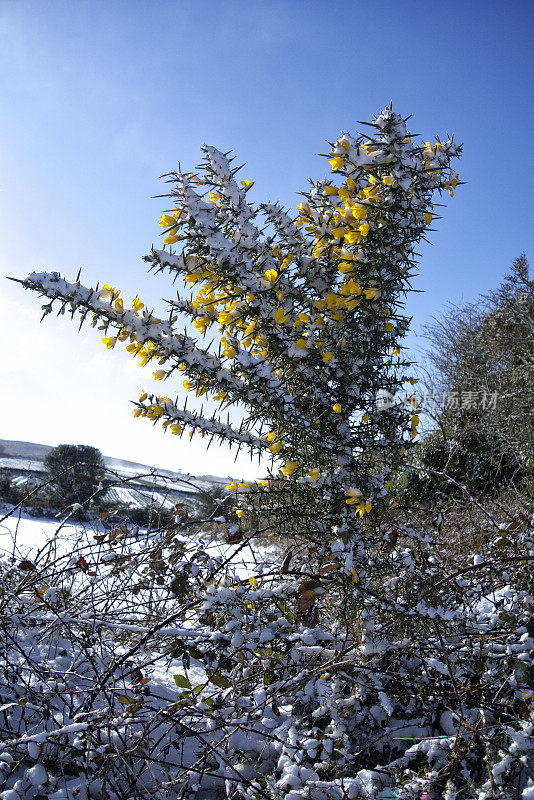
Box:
355;500;372;517
339;279;361;296
139;392;148;402
269;442;282;454
329;157;345;171
99;283;113;299
324;184;338;196
352;205;367;220
296;338;307;349
132;408;142;418
226;482;239;492
326;293;341;310
347;176;356;190
159;214;175;228
425;212;433;224
332;403;342;414
331;227;346;239
102;336;117;349
392;347;400;356
363;413;369;423
193;316;210;333
132;297;144;312
153;370;166;381
344;231;361;245
163;234;179;245
171;424;182;435
322;351;334;363
385;322;394;332
359;221;370;237
309;467;320;482
345;487;362;505
282;461;298;476
363;288;379;301
241;179;254;187
183;380;192;390
274;308;289;325
265;269;278;283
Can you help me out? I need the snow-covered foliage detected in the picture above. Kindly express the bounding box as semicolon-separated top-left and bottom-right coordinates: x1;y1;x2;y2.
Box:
0;505;533;799
8;107;533;798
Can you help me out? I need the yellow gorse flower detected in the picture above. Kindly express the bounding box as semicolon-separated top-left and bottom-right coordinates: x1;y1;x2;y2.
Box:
355;500;372;517
159;214;175;228
363;288;379;301
345;487;362;505
329;156;345;171
281;461;298;476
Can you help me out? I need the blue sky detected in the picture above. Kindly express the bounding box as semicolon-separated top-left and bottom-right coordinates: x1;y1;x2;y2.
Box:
1;0;532;477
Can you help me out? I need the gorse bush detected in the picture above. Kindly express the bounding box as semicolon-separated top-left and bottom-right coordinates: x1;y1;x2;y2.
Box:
21;106;460;541
5;108;533;800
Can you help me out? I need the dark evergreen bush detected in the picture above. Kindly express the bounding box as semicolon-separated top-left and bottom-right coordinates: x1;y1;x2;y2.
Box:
44;444;105;507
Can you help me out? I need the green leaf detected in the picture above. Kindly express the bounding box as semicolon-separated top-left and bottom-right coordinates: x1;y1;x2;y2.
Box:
118;695;134;705
173;674;191;688
208;672;232;689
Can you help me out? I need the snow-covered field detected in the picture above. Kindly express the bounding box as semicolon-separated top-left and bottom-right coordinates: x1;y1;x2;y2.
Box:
0;507;90;559
0;503;278;576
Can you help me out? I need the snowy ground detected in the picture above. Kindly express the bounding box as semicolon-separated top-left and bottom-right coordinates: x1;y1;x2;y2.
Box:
0;506;89;560
0;503;278;574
